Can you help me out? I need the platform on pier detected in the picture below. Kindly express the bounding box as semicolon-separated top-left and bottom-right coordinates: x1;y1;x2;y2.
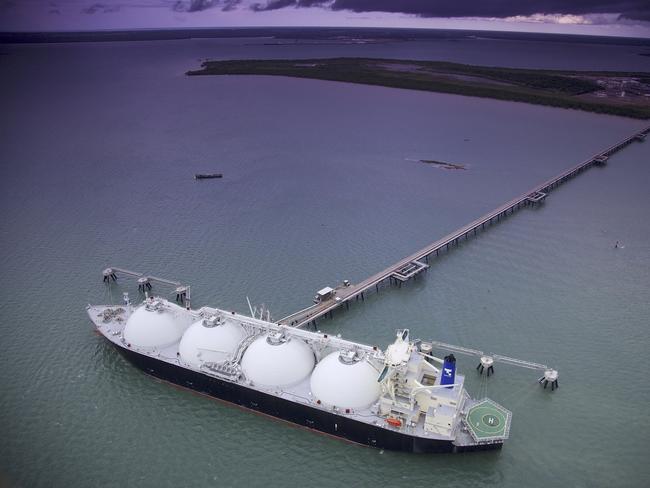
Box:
526;191;547;204
392;260;429;282
593;155;608;165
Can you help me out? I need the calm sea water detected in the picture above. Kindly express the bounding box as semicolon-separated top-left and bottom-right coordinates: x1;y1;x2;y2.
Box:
1;33;649;488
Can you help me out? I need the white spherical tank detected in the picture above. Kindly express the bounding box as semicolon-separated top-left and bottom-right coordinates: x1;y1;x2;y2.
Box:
178;318;245;368
241;334;315;388
310;351;381;410
123;300;192;349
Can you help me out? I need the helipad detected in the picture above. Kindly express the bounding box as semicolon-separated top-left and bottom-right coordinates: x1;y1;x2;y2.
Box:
465;399;511;442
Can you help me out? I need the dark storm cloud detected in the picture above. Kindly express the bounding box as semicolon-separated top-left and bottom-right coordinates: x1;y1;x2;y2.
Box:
75;1;242;16
82;3;121;14
0;0;16;11
251;0;326;12
221;0;241;11
251;0;292;11
250;0;650;22
172;0;242;12
621;7;650;21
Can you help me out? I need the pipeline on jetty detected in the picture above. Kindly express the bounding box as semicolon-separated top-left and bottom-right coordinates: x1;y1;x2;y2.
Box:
279;126;649;329
102;267;191;306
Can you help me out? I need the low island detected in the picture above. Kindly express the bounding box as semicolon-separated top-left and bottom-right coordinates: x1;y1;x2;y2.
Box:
187;58;650;119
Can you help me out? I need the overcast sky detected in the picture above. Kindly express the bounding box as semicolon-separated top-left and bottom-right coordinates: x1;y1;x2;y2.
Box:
2;0;650;37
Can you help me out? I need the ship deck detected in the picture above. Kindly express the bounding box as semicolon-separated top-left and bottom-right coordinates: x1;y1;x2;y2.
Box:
87;303;508;448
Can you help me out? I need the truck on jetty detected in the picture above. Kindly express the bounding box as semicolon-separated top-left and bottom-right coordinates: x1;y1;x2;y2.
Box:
88;295;511;453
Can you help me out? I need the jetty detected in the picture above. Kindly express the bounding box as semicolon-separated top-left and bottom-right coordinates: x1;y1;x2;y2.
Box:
102;267;191;306
98;127;647;390
279;126;649;329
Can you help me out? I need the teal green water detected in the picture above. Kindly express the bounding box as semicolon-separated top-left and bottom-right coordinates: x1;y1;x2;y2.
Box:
1;37;649;487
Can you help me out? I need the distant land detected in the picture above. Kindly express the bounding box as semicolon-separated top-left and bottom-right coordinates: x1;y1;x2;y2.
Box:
2;27;650;46
187;58;650;119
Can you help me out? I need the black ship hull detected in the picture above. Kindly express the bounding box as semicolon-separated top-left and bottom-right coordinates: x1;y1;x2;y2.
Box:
111;341;502;453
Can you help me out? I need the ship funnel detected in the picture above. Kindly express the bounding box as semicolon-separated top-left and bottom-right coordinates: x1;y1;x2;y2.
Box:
440;354;456;388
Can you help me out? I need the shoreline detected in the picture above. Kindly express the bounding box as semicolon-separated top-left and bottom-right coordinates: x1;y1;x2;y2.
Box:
187;57;650;119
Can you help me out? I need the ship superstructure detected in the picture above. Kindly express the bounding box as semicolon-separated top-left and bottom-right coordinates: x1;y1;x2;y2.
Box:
88;295;511;452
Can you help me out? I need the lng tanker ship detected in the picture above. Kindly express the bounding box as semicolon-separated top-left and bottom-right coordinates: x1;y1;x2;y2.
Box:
88;294;511;453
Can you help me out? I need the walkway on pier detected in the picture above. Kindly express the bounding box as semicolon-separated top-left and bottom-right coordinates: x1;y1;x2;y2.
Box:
279;126;649;329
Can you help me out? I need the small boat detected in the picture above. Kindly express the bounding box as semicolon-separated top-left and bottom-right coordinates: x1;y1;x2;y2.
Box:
194;173;223;180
